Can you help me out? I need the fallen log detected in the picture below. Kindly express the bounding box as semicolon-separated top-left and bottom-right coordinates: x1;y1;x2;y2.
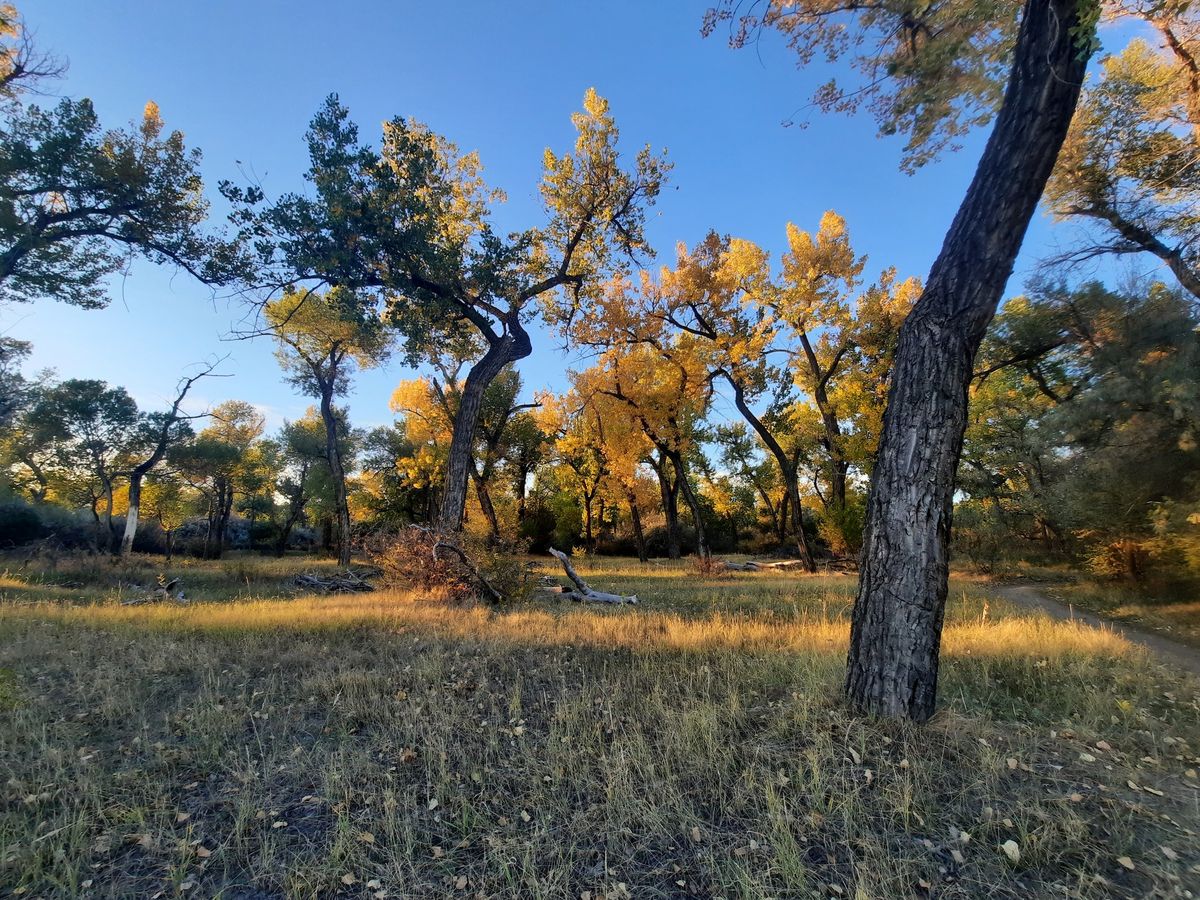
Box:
547;547;638;604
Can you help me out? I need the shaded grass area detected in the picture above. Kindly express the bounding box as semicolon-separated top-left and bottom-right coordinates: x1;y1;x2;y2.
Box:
0;554;1198;898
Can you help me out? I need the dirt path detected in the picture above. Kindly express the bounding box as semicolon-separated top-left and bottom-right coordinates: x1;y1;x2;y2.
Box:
995;582;1200;678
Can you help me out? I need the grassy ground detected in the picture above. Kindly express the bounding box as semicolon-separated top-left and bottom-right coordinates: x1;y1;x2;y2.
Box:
0;553;1198;898
1044;582;1200;651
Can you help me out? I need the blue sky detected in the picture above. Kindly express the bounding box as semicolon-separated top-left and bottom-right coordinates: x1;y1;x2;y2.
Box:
4;1;1137;433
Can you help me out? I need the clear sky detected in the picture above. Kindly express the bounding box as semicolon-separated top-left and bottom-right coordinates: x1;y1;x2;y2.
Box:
3;1;1138;433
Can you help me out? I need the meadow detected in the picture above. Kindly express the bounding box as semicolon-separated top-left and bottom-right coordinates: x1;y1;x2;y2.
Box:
0;554;1198;899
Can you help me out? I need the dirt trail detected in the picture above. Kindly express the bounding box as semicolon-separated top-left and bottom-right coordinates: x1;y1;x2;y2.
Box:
995;582;1200;678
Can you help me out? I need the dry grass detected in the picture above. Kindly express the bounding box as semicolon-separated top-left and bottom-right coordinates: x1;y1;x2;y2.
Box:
0;554;1198;898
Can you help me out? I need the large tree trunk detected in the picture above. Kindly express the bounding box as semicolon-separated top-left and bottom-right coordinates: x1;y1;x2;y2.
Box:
436;324;532;532
651;451;682;559
846;0;1092;722
319;388;353;566
725;375;816;570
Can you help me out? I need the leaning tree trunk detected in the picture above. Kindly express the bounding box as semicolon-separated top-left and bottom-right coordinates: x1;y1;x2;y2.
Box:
437;324;532;533
846;0;1092;722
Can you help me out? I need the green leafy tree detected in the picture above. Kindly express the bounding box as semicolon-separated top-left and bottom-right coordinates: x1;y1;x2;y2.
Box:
33;379;139;549
265;287;390;564
0;6;240;307
228;88;667;534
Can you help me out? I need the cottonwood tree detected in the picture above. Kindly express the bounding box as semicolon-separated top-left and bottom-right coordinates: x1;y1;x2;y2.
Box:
390;359;538;541
1047;1;1200;302
965;280;1200;578
140;475;193;561
771;214;920;552
265;287;389;564
0;336;31;428
0;5;238;307
33;379;139;550
709;0;1097;720
228;89;667;534
271;408;343;556
174;400;265;558
577;344;714;558
575;242;817;566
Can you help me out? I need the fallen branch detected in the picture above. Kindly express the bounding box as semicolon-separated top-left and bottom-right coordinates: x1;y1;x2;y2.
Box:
122;576;187;605
547;548;638;604
293;570;375;594
431;539;504;604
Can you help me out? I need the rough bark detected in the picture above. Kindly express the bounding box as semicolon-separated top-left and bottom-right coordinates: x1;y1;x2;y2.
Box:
436;322;532;532
846;0;1092;722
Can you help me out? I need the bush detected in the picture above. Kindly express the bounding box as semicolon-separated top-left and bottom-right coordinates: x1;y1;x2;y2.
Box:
0;497;46;546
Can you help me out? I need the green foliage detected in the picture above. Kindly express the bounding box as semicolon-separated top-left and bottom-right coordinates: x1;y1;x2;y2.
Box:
704;0;1026;170
963;280;1200;581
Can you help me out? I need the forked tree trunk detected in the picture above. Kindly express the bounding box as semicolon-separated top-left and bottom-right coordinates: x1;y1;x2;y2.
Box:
651;451;682;559
846;0;1092;722
437;324;532;532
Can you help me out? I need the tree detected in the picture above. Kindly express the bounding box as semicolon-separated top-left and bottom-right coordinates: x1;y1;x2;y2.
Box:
118;362;221;556
577;344;714;558
1046;2;1200;303
0;336;30;428
140;474;194;561
265;287;389;564
272;409;337;556
174;400;265;558
229;89;667;534
711;0;1097;720
0;7;238;308
33;379;139;549
965;280;1200;579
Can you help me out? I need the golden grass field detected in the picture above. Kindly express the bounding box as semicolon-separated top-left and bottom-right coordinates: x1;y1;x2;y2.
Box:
1;554;1198;898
